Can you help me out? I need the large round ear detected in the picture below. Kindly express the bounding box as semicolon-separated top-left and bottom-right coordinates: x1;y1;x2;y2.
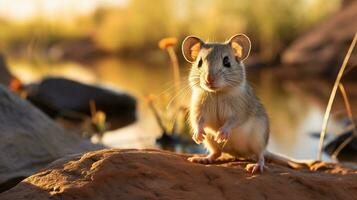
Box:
228;34;251;61
182;36;203;63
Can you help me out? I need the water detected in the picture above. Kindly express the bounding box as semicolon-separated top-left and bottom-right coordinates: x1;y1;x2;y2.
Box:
8;57;351;161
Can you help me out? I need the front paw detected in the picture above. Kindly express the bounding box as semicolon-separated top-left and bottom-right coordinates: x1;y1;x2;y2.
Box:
215;127;231;143
192;129;205;144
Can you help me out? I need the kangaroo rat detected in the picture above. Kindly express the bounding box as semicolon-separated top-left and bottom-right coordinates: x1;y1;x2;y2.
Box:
182;34;306;173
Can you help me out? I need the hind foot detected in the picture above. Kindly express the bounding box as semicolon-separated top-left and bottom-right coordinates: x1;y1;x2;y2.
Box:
188;152;221;164
246;163;264;174
246;155;265;174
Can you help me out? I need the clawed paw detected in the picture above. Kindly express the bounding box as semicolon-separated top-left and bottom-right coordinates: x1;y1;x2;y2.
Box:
215;127;230;143
192;129;205;144
245;163;264;174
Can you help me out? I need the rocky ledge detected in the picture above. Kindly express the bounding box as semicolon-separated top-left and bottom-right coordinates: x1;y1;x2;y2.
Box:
280;1;357;79
0;85;102;192
1;149;357;200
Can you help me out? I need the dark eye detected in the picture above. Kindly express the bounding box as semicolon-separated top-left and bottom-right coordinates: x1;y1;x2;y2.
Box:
223;56;231;68
197;58;203;68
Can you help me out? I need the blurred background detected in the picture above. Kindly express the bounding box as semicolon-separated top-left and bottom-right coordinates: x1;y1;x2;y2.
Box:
0;0;356;161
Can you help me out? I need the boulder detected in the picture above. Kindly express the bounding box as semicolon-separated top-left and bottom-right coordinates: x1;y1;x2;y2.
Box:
0;54;14;86
281;2;357;78
25;77;137;131
0;86;102;192
1;149;357;200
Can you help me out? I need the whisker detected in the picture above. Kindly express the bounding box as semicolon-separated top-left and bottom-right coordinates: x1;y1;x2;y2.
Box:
166;83;193;109
155;75;192;97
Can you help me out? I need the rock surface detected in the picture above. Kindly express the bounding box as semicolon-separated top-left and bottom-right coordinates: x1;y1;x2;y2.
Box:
0;86;102;191
1;149;357;200
0;54;14;86
281;2;357;78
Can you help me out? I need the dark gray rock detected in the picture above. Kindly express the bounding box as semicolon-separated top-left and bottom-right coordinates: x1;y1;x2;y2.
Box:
0;85;102;192
25;77;137;131
0;54;14;86
325;130;357;162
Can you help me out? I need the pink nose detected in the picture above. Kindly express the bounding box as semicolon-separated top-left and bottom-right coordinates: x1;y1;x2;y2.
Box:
206;74;215;85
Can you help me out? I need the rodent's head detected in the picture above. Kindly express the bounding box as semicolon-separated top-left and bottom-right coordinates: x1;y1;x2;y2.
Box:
182;34;251;92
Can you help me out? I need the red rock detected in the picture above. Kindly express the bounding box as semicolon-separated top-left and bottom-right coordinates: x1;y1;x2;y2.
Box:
281;2;357;77
1;149;357;200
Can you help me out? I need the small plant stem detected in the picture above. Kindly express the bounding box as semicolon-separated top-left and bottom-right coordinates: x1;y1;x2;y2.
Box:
89;100;96;119
167;47;181;109
148;99;168;133
167;46;181;134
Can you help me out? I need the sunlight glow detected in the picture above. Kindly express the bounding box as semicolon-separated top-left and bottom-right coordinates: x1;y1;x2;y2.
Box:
0;0;128;22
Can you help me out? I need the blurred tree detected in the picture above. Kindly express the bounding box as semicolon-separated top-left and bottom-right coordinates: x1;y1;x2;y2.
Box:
94;0;174;52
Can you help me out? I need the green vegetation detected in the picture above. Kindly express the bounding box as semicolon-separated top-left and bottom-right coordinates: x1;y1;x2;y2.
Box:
0;0;341;61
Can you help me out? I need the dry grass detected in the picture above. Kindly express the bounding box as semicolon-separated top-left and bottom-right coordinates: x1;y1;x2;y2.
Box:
330;83;357;160
317;32;357;160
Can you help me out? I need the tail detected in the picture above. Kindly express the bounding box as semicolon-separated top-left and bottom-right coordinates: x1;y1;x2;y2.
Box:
264;151;315;169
